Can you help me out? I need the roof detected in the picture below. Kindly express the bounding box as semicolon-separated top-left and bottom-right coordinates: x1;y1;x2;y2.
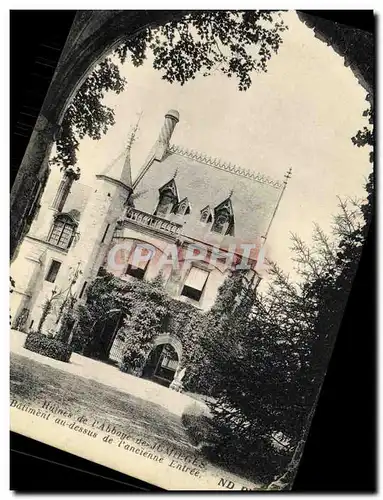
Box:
132;144;285;243
97;146;133;189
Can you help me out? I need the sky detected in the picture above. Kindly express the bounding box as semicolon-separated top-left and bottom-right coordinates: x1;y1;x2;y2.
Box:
69;10;372;280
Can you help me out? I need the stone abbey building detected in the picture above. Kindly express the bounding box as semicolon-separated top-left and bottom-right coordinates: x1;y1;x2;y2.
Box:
10;110;289;388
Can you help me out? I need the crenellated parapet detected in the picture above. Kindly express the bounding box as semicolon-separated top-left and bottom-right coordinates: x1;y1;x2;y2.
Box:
168;144;284;189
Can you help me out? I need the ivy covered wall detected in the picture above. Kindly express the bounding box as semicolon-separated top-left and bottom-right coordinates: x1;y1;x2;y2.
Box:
61;268;211;379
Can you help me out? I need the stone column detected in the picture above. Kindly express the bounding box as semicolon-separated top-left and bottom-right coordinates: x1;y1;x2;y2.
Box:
10;115;60;261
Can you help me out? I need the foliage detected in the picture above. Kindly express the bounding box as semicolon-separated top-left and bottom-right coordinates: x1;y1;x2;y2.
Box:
351;94;374;231
37;296;55;332
183;270;253;394
69;269;206;372
182;412;212;447
117;11;286;90
118;274;171;374
352;94;374;165
183;272;294;483
53;11;287;170
51;58;126;170
24;332;72;362
184;170;373;484
55;295;78;343
70;269;126;354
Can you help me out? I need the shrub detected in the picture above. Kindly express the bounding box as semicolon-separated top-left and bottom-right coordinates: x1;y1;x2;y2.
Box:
182;412;215;446
181;401;217;447
181;400;290;485
24;333;72;362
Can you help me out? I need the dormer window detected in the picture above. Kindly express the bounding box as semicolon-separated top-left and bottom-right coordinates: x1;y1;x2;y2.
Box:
200;206;212;224
211;198;234;236
154;178;179;217
47;213;77;250
172;198;190;216
155;191;174;216
212;213;230;234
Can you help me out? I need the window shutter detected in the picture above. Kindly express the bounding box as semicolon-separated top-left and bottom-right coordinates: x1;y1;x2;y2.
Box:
46;260;61;283
128;245;151;270
184;267;209;291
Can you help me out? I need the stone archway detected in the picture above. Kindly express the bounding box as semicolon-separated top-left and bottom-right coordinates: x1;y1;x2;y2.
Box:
152;333;183;361
10;11;373;261
10;11;185;261
141;334;184;389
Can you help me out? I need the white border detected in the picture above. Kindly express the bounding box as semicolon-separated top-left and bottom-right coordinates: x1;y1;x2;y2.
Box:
1;4;380;499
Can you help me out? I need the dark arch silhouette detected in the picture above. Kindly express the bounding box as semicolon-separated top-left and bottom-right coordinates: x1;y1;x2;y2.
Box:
10;10;373;261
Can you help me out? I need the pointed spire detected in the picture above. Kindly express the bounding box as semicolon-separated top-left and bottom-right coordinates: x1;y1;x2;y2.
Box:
120;112;142;187
126;111;142;152
98;113;142;190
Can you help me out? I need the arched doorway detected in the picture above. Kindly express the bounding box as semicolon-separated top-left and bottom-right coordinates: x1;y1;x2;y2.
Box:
142;334;183;388
85;310;124;363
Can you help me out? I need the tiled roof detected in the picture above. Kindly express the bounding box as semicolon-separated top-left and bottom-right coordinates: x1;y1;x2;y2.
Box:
168;145;284;189
133;145;285;243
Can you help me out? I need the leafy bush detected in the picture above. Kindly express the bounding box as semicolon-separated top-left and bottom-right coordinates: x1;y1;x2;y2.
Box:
24;333;72;362
182;413;215;447
182;401;218;445
181;400;289;485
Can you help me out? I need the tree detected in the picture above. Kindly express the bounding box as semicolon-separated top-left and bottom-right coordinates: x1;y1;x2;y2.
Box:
184;268;302;483
53;11;287;171
51;58;126;170
186;170;373;486
183;269;254;395
119;274;170;375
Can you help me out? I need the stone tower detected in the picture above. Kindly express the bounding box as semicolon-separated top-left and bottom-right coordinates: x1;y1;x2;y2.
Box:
64;126;137;297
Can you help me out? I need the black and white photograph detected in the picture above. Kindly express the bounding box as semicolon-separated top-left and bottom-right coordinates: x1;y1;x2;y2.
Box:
9;9;374;491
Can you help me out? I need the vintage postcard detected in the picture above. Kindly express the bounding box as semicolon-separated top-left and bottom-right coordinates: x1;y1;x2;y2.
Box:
9;10;373;490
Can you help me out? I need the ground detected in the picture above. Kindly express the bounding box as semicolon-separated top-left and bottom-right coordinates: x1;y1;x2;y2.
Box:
10;353;194;449
10;330;262;490
10;330;202;418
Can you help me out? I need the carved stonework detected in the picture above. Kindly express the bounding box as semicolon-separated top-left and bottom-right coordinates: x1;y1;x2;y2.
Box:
168;144;284;189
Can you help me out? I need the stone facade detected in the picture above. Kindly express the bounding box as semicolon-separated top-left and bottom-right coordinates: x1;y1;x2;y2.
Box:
10;109;286;385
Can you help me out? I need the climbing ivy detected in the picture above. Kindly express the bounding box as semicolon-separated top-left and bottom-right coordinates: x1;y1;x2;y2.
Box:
67;269;208;374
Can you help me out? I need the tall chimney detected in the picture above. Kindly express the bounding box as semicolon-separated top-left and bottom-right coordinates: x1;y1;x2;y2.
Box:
52;167;80;212
154;110;179;161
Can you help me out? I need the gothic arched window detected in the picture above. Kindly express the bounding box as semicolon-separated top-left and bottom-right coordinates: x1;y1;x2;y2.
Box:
200;206;212;224
154;178;179;217
48;214;77;249
211;213;230;234
172;198;190;216
211;198;234;236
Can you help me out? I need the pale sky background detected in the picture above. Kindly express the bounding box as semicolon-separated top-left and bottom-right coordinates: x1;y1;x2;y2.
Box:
67;10;372;280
